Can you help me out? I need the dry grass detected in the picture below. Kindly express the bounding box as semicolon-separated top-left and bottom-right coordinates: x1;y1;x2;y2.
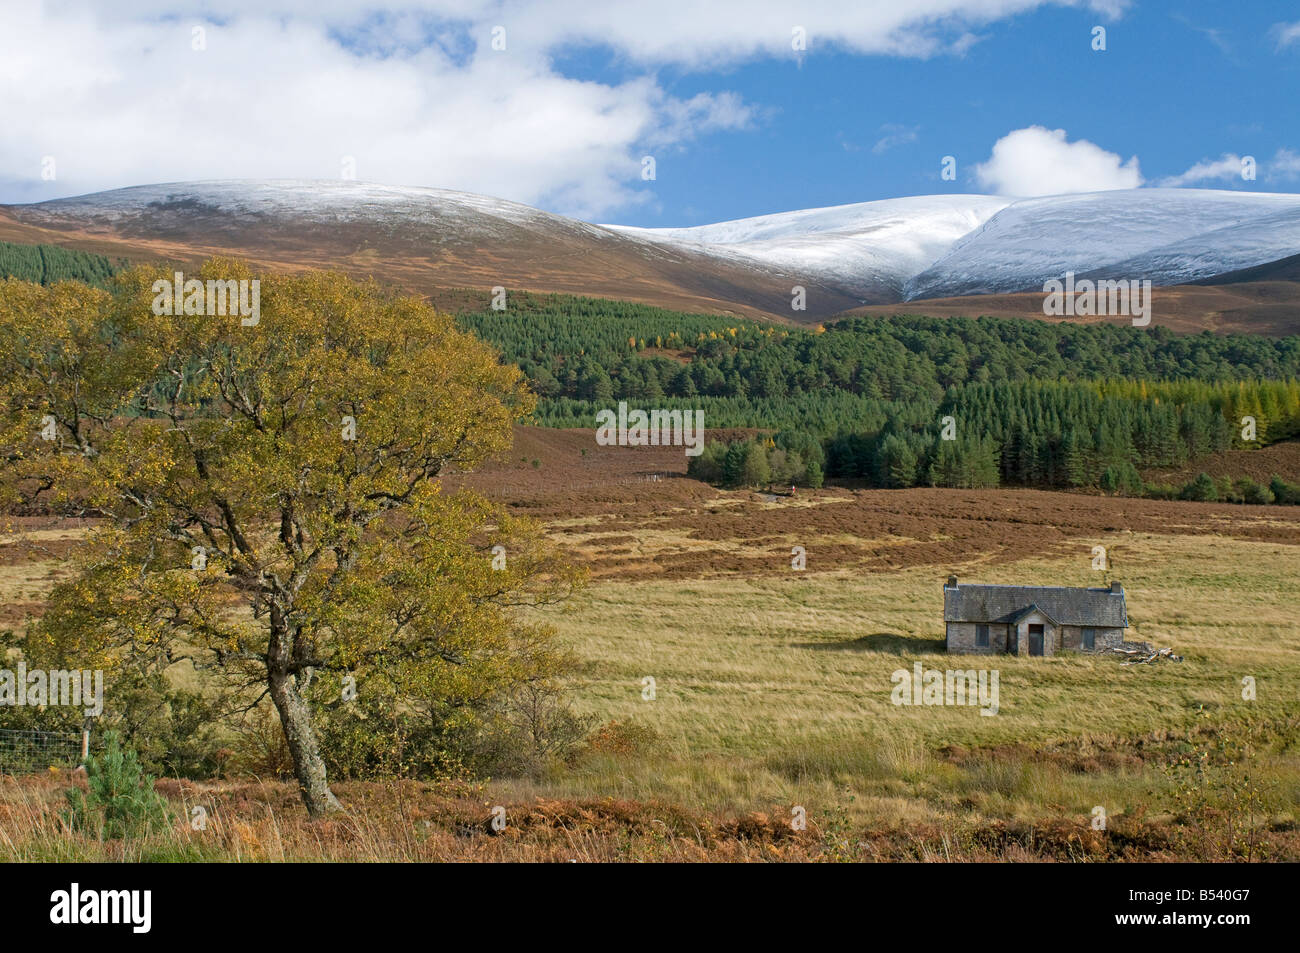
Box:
2;504;1297;861
499;530;1300;854
542;533;1299;753
3;770;1278;862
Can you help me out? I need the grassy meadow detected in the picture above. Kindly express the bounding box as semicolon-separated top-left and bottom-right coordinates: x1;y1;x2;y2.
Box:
1;516;1297;860
509;531;1299;843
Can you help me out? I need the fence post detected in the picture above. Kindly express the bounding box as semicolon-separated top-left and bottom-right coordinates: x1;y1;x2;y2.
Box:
79;717;91;767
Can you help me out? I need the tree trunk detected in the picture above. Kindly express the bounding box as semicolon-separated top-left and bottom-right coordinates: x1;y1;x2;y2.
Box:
269;670;342;817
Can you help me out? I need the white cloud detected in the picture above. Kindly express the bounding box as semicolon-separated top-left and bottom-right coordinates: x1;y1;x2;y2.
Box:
0;1;1131;214
973;126;1142;197
1158;153;1248;187
1268;149;1300;181
1158;149;1300;187
1272;21;1300;50
873;124;920;154
0;5;755;216
18;1;1131;65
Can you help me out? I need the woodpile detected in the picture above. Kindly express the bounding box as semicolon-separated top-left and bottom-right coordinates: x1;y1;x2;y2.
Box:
1112;645;1183;665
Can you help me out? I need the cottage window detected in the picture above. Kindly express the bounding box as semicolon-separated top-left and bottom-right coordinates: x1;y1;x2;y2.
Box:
1083;627;1096;650
976;624;990;647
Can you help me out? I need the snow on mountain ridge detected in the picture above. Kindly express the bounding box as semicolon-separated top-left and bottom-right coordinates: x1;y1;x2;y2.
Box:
603;195;1011;299
607;188;1300;302
905;188;1300;299
10;182;1300;304
11;180;630;248
26;180;549;222
1072;203;1300;287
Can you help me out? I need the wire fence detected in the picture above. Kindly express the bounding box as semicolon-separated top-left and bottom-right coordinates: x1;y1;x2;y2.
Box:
0;728;84;775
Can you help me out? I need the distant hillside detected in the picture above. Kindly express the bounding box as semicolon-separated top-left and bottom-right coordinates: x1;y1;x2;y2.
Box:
0;181;854;321
4;180;1300;330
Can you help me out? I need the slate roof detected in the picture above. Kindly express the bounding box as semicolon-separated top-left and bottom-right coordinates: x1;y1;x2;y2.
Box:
1006;603;1058;626
944;583;1127;628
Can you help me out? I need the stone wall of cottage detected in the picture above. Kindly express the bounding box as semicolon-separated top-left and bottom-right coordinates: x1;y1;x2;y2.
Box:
949;621;1125;655
1095;627;1125;651
946;621;1010;654
1059;625;1126;652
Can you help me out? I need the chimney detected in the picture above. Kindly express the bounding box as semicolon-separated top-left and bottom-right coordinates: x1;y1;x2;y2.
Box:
1110;581;1122;594
947;575;958;589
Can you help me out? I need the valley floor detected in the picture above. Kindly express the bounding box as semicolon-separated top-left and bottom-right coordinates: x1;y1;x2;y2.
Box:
3;429;1298;861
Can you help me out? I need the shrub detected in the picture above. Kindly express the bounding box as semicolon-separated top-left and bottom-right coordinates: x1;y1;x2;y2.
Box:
304;669;591;783
1270;475;1300;505
111;676;226;779
225;704;296;780
1143;482;1179;500
686;440;727;483
0;637;226;779
64;731;171;839
578;720;661;759
1238;478;1275;505
476;681;596;778
1180;472;1218;501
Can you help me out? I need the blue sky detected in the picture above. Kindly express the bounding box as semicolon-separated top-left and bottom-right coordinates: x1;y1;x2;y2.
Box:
1;0;1297;224
626;1;1300;225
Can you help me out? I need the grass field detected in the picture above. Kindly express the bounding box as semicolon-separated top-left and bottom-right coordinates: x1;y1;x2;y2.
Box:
504;530;1299;847
2;457;1298;861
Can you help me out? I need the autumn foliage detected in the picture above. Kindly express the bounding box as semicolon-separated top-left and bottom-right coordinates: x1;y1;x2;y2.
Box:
0;260;583;815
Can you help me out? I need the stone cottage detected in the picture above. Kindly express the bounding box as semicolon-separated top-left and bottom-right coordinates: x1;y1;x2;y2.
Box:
943;575;1128;656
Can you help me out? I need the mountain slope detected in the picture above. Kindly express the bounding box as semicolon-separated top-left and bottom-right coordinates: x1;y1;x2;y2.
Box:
2;180;1299;331
604;195;1011;302
0;180;865;319
1194;251;1300;285
905;189;1300;299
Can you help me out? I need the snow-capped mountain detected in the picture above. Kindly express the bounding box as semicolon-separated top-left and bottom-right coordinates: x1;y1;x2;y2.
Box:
2;179;877;318
905;189;1300;299
613;187;1300;301
14;180;617;244
3;181;1299;324
605;195;1012;302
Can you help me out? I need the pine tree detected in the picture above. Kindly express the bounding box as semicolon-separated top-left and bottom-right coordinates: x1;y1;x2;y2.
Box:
1063;430;1090;487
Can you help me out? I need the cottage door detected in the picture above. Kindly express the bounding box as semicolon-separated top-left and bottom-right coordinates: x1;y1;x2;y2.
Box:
1028;624;1044;656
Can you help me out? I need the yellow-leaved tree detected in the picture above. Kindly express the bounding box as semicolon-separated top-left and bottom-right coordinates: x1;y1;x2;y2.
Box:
0;259;581;816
